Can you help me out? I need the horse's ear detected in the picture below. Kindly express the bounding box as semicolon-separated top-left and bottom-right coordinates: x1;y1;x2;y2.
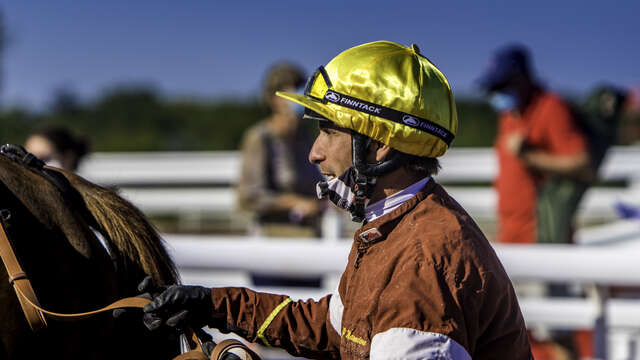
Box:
41;167;112;260
0;157;99;259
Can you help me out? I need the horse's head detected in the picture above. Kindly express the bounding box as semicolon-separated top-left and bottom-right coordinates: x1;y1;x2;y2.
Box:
0;145;180;358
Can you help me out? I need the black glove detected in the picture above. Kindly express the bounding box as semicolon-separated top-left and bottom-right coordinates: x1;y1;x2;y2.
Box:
143;283;214;332
113;276;165;319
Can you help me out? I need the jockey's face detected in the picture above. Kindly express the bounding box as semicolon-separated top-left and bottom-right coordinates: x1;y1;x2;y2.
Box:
308;121;352;181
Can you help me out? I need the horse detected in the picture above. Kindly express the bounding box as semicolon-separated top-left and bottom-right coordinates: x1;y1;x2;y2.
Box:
0;145;181;359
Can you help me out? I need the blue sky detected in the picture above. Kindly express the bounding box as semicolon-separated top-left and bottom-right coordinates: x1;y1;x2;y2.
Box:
3;0;639;109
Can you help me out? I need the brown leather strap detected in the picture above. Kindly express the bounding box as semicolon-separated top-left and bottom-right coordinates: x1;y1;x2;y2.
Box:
17;280;210;358
1;220;210;357
13;284;151;320
0;219;151;321
0;220;47;331
210;339;262;360
173;350;209;360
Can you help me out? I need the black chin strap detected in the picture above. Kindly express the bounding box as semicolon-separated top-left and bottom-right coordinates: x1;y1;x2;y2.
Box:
351;132;405;177
305;106;408;223
348;132;406;223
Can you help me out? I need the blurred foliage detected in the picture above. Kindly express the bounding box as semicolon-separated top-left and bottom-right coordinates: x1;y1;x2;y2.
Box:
4;85;637;152
0;86;498;151
0;87;270;151
453;99;497;147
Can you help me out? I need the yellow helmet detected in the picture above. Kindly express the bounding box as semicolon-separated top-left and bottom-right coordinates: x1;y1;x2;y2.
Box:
276;40;458;158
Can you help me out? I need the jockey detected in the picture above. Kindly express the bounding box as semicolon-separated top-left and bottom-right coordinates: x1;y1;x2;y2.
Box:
142;41;533;359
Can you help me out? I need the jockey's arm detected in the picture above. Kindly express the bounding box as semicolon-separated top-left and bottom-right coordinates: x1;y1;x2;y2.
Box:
142;284;340;360
520;148;595;182
209;287;341;359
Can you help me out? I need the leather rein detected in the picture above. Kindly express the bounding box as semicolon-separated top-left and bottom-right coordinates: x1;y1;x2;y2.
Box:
0;215;150;328
0;218;263;360
0;145;260;360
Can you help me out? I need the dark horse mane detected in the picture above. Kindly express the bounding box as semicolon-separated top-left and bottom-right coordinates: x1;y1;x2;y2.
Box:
59;166;179;286
0;151;180;358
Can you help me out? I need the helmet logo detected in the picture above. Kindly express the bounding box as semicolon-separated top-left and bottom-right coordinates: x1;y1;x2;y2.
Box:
402;114;451;141
325;91;341;103
402;115;420;127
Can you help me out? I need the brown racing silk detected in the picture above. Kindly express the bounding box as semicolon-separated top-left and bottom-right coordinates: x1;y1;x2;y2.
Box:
210;181;533;359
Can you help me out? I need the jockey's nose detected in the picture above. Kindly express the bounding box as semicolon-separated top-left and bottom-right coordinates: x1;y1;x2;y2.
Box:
308;136;325;165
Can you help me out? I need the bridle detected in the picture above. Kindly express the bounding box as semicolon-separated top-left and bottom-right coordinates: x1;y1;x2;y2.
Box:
1;220;259;359
0;206;150;329
0;144;261;360
0;208;49;331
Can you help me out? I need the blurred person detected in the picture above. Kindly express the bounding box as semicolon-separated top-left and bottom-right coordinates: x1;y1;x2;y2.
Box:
477;44;593;245
237;62;325;288
581;86;634;359
477;47;627;360
536;84;627;246
619;85;640;145
139;41;532;359
581;84;627;168
24;126;89;172
237;62;324;236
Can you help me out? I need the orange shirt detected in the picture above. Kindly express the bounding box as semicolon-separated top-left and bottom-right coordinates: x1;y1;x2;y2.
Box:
495;90;586;244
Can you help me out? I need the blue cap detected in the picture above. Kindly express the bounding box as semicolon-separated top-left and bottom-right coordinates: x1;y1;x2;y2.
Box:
477;44;532;92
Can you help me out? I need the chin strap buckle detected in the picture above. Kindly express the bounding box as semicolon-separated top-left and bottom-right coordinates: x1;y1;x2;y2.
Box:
350;172;369;223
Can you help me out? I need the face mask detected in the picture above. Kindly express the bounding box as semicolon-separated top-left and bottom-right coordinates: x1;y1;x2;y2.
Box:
489;91;519;112
316;166;376;222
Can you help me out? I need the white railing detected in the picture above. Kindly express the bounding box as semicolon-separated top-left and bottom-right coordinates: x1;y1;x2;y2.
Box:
164;229;640;360
165;233;640;286
77;147;640;224
78;151;240;185
78;146;640;186
98;184;639;224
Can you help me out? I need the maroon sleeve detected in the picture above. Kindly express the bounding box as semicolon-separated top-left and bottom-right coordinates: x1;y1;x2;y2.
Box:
210;287;341;360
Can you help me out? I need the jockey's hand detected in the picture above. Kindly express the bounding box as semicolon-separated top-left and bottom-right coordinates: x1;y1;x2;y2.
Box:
112;276;166;319
143;284;214;332
137;275;168;296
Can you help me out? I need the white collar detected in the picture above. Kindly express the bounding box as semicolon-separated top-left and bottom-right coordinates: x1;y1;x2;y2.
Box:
364;177;431;223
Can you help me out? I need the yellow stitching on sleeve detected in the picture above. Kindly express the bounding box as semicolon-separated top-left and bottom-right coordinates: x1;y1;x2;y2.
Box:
342;328;368;345
256;298;292;347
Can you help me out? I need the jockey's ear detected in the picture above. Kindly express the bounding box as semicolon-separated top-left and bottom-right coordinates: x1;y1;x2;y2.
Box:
366;141;393;163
